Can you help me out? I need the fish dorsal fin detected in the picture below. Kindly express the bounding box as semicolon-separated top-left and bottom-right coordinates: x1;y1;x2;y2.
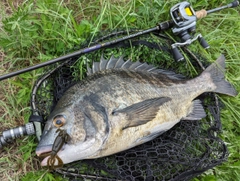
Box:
87;55;185;80
129;61;142;69
92;62;100;73
114;56;125;68
106;55;119;69
149;69;185;80
87;64;92;75
99;55;108;71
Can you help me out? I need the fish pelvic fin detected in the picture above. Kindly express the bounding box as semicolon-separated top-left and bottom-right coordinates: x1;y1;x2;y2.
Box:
203;54;237;96
112;97;171;130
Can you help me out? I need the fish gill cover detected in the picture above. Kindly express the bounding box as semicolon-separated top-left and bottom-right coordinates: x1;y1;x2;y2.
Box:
31;30;227;181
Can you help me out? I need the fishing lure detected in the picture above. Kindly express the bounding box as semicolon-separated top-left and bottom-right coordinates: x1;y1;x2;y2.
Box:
47;129;70;170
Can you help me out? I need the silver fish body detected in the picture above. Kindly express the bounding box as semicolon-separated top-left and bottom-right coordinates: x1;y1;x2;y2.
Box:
36;55;237;166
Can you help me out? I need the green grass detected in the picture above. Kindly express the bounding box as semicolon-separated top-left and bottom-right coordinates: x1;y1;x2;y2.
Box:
0;0;239;180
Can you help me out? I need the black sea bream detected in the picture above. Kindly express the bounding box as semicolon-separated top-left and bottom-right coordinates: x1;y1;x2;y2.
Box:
36;55;237;166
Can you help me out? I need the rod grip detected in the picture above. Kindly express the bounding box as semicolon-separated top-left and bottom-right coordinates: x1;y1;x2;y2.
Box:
196;9;208;19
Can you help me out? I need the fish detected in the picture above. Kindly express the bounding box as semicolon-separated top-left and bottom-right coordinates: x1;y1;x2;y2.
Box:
36;54;237;167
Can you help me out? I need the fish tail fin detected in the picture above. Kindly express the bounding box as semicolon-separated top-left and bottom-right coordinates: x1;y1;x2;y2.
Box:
203;54;237;96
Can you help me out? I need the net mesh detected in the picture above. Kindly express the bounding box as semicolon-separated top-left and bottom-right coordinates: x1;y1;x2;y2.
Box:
31;30;227;181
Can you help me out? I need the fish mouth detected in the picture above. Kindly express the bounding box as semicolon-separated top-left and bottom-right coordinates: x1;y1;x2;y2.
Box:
36;145;53;166
36;144;67;166
36;144;52;157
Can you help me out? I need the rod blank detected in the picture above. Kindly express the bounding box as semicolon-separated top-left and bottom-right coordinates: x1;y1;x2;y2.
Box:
0;27;159;81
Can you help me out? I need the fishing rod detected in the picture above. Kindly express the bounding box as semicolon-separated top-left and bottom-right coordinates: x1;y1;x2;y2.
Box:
0;1;239;149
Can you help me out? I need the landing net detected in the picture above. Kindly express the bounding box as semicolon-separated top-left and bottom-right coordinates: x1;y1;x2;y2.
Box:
31;30;227;181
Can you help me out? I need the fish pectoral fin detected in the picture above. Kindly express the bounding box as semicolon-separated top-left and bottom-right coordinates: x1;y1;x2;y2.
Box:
183;99;206;120
112;97;171;130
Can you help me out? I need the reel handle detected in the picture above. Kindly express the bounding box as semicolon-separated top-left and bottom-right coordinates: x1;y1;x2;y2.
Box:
172;47;184;62
198;36;210;49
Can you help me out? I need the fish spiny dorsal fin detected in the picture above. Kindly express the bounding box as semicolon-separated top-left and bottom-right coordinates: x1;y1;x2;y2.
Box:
106;55;119;69
138;62;151;71
121;59;156;71
129;61;142;70
133;62;156;72
92;62;100;74
114;56;125;68
143;65;157;72
87;63;93;76
121;59;132;68
87;55;185;80
99;55;108;71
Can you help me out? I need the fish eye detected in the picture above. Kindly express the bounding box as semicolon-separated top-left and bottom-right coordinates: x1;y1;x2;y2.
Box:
53;115;66;128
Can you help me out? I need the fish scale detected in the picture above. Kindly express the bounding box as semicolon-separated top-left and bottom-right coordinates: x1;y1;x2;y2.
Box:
36;54;237;166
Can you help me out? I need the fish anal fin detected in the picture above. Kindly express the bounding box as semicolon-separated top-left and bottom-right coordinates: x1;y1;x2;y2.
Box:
183;99;206;120
113;97;171;130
